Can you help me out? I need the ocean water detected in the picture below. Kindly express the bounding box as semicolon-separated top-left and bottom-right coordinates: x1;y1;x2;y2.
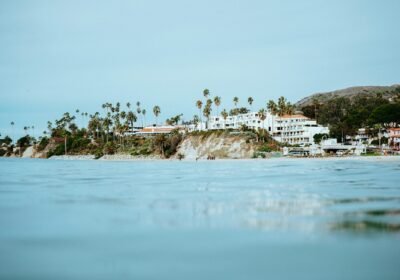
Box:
0;157;399;280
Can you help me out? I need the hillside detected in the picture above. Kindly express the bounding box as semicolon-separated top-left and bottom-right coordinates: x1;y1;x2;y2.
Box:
295;84;400;108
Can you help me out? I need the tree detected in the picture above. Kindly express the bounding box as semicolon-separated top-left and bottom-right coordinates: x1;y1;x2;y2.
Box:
233;97;239;108
10;121;14;144
142;109;147;127
136;105;142;127
126;102;131;109
203;99;213;129
120;111;126;120
267;100;278;115
248;97;254;110
103;117;112;143
153;106;161;125
166;114;183;126
221;109;228;129
214;96;221;115
229;107;250;116
154;134;167;157
203;89;210;99
258;108;266;127
277;96;287;116
126;111;137;130
193;115;200;128
88;116;101;139
313;133;329;144
285;102;295;115
368;103;400;127
196;100;203;129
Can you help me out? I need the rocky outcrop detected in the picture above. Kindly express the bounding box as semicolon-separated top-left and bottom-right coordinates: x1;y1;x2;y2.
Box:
176;132;256;160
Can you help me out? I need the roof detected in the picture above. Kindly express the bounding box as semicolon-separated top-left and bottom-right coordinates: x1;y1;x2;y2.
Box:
137;126;176;134
277;114;309;119
388;128;400;131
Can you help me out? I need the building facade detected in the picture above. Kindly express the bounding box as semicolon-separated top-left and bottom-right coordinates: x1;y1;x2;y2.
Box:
205;111;329;145
388;128;400;149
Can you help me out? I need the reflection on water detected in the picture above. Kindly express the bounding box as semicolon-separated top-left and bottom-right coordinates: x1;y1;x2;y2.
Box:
331;220;400;233
0;158;400;279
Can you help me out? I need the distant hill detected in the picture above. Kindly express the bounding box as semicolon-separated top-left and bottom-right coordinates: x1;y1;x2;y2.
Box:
295;85;400;108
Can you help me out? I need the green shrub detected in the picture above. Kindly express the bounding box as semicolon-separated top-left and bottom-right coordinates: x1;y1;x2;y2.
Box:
103;142;117;155
37;137;49;152
0;136;12;145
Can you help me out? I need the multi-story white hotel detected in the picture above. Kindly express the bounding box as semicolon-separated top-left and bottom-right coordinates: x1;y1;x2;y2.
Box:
204;111;329;145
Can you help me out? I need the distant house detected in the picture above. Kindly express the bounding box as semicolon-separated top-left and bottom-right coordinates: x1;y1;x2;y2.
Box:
135;126;178;137
388;128;400;149
355;128;370;143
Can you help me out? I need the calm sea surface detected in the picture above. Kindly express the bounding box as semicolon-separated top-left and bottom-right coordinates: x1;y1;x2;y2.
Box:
0;157;399;279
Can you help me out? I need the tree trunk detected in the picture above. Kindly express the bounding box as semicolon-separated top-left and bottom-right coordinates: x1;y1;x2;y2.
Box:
64;136;67;155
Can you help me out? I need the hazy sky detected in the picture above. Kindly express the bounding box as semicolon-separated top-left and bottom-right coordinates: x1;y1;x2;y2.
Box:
1;0;399;138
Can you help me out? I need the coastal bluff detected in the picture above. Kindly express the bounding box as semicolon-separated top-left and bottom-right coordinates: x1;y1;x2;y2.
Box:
176;132;256;160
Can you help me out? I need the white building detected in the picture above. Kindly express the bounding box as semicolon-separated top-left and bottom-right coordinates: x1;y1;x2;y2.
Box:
203;112;329;145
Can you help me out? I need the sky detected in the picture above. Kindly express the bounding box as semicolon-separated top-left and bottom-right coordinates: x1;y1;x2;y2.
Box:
1;0;399;139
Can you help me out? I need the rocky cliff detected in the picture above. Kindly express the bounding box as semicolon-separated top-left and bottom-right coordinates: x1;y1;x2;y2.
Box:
176;132;256;159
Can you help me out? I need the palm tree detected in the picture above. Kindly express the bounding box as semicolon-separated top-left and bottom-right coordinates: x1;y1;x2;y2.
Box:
214;96;221;115
203;99;212;129
80;112;85;128
84;112;88;120
258;108;266;128
153;106;161;125
136;102;143;127
258;109;267;142
23;126;28;136
75;109;80;124
47;121;52;135
142;109;147;127
285;102;295;115
267;100;278;135
233;96;239;108
267;100;278;115
193;115;200;128
120;111;127;120
248;97;254;110
221;109;228;130
196;100;203;130
103;117;112;143
126;111;137;131
277;96;287;116
10;121;14;144
203;89;210;99
126;102;131;109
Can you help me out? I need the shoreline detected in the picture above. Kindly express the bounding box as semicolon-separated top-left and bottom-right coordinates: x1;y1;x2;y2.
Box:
37;154;400;162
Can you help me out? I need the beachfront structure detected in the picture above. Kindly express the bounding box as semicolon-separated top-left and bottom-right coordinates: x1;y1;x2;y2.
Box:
135;125;179;137
388;128;400;150
205;112;329;145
